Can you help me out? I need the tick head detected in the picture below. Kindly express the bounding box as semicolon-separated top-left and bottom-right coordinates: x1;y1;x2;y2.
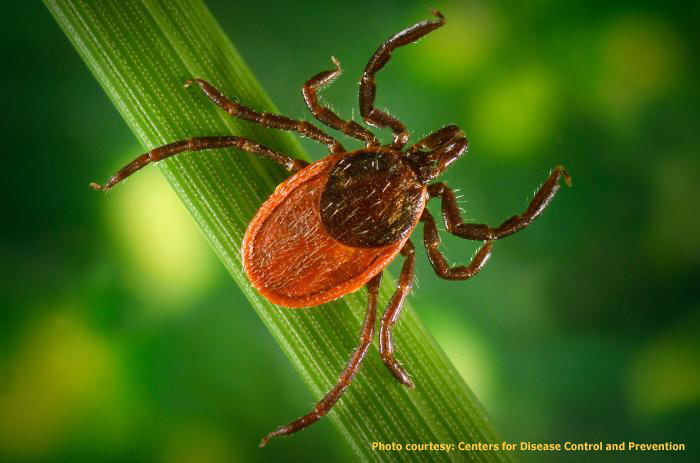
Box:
404;128;468;184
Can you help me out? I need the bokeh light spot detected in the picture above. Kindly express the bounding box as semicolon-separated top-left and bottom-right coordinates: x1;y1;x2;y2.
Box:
106;167;217;310
645;157;700;266
409;3;501;85
596;15;683;121
160;422;238;463
625;318;700;417
429;312;497;407
0;310;121;458
470;65;558;158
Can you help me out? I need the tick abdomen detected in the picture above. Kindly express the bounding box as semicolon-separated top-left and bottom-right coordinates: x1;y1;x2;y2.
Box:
320;149;426;248
242;154;420;308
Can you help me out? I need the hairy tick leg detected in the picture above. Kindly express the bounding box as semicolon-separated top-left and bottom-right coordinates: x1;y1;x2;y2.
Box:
422;209;493;280
426;166;571;241
380;240;416;388
90;136;308;191
359;10;445;149
259;273;382;447
186;77;345;153
303;58;379;147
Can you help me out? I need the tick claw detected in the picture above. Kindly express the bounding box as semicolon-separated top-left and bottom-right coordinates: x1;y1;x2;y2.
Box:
402;377;415;389
259;435;270;448
431;9;445;22
558;166;572;187
552;165;572;187
89;182;106;191
383;356;415;388
398;371;415;389
183;79;194;89
331;56;340;70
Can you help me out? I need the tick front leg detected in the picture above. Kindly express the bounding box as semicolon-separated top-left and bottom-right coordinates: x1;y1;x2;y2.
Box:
259;273;382;448
303;57;379;147
359;10;445;149
427;166;572;241
422;210;494;280
380;240;415;388
186;78;345;153
90;136;308;191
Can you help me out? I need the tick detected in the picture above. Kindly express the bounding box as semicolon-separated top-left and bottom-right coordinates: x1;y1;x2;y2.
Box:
92;10;571;447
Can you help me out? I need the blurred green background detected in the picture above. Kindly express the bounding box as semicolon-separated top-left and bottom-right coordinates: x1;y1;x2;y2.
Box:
2;1;699;462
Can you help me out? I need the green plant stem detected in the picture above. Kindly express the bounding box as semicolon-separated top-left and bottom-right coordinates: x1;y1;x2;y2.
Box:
45;1;512;461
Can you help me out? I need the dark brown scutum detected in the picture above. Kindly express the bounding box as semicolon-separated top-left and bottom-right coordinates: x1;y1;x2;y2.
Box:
259;273;382;448
320;150;425;248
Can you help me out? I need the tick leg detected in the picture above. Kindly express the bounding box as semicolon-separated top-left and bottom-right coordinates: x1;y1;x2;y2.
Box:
185;78;344;153
303;57;379;147
427;166;572;241
90;136;308;191
359;10;445;149
380;240;415;388
422;209;494;280
259;273;382;448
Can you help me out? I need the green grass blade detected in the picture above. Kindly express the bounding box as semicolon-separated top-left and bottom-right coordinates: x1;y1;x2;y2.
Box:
45;1;512;460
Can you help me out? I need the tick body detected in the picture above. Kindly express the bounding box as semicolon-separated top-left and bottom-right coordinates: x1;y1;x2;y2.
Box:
92;10;571;447
243;147;426;308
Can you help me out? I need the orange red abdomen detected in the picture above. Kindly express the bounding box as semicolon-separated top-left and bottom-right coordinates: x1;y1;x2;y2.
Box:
242;154;426;308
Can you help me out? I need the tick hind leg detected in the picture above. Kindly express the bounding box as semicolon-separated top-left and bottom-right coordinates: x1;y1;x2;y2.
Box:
421;166;571;280
303;57;378;146
359;10;445;149
428;166;571;242
186;78;344;153
380;240;416;388
90;136;308;191
259;273;382;447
